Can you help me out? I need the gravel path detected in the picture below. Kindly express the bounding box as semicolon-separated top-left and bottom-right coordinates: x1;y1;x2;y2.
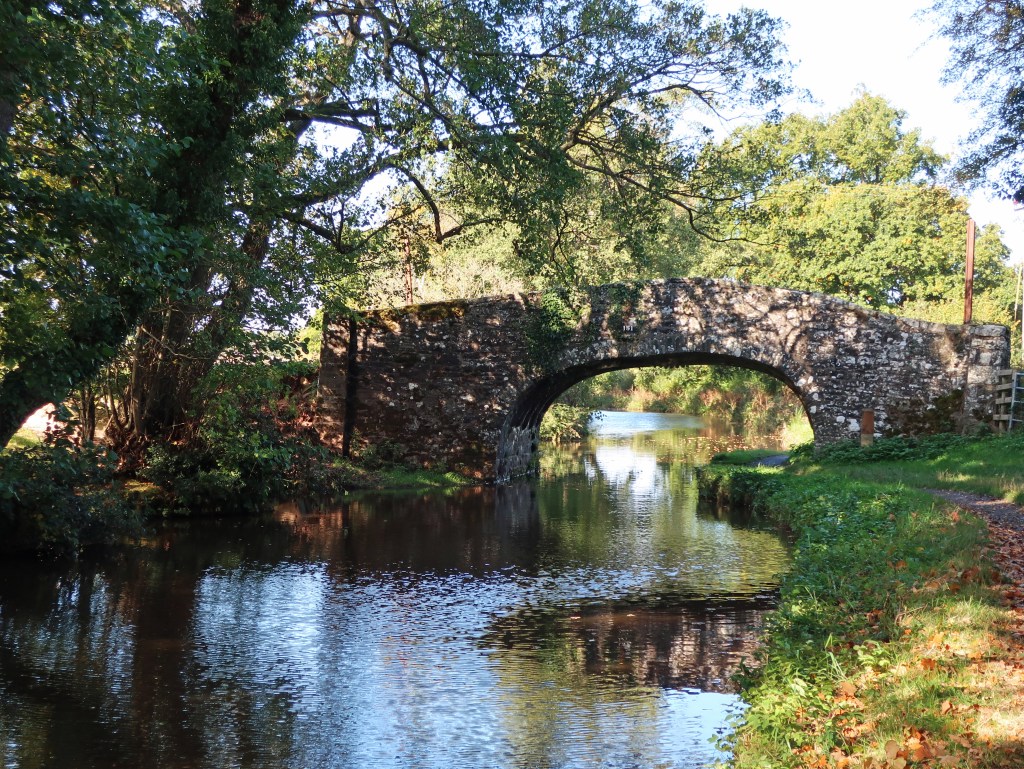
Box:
927;489;1024;533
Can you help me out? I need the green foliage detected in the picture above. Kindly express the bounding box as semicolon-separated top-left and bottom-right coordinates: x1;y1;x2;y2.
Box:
320;0;790;308
694;93;1015;311
294;310;325;361
796;433;976;465
932;0;1024;193
593;281;645;334
1;0;309;449
525;288;582;370
539;404;598;443
140;360;340;513
0;438;140;554
0;0;181;445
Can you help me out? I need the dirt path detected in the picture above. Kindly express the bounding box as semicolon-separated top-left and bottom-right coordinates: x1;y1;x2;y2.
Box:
928;489;1024;609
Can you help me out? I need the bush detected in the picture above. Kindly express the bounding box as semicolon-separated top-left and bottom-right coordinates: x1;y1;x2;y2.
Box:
539;404;598;443
0;438;140;554
141;359;344;513
795;433;974;465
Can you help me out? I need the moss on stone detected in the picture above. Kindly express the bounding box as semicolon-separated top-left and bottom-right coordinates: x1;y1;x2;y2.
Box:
375;300;471;324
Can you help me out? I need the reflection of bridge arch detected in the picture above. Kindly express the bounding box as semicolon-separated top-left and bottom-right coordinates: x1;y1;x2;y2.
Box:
484;597;776;694
316;278;1009;481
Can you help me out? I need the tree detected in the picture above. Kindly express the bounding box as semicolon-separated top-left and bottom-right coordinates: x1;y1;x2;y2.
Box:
0;0;176;448
107;0;310;452
932;0;1024;194
692;93;1013;309
0;0;311;451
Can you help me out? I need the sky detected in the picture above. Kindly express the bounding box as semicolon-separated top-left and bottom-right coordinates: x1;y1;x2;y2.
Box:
704;0;1024;264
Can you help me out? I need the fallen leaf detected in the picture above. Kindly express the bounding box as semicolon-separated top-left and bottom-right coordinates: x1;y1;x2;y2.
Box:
838;681;857;697
921;658;938;671
885;740;901;760
910;744;932;761
940;699;954;715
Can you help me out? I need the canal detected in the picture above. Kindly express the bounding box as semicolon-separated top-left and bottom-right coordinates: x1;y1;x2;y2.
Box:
0;411;792;768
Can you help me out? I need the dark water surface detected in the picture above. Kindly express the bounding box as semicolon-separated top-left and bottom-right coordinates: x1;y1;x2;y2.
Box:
0;412;790;769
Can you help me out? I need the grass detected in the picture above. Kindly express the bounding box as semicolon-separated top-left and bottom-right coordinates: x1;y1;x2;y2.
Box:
3;428;41;452
700;431;1024;768
374;465;473;489
795;431;1024;505
781;415;815;448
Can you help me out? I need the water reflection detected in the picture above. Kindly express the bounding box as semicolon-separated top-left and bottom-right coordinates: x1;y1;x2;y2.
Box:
0;412;790;769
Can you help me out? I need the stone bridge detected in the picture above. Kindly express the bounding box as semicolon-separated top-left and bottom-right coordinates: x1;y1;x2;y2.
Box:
315;278;1009;481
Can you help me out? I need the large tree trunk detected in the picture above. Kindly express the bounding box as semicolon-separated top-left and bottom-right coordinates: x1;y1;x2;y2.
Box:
111;221;272;455
99;0;303;456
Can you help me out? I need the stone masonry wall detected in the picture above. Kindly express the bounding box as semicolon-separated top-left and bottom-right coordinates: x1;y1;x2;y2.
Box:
316;278;1010;481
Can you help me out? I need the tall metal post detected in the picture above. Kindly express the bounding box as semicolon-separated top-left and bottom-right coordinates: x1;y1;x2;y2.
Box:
964;218;976;324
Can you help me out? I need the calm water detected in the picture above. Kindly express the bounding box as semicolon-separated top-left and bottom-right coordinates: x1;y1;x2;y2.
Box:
0;412;790;769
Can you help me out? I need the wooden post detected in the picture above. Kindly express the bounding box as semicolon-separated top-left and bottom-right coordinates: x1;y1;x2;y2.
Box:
964;218;976;324
860;409;875;447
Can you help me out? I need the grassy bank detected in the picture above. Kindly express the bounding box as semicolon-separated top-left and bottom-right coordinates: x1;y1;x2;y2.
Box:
709;448;788;466
703;432;1024;768
790;432;1024;505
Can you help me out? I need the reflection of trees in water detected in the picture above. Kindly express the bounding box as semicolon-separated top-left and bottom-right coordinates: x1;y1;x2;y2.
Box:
539;418;783;480
273;483;544;575
480;596;773;769
0;552;293;769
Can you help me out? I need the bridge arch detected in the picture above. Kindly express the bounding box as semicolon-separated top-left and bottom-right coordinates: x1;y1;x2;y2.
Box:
497;353;813;478
315;278;1009;481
